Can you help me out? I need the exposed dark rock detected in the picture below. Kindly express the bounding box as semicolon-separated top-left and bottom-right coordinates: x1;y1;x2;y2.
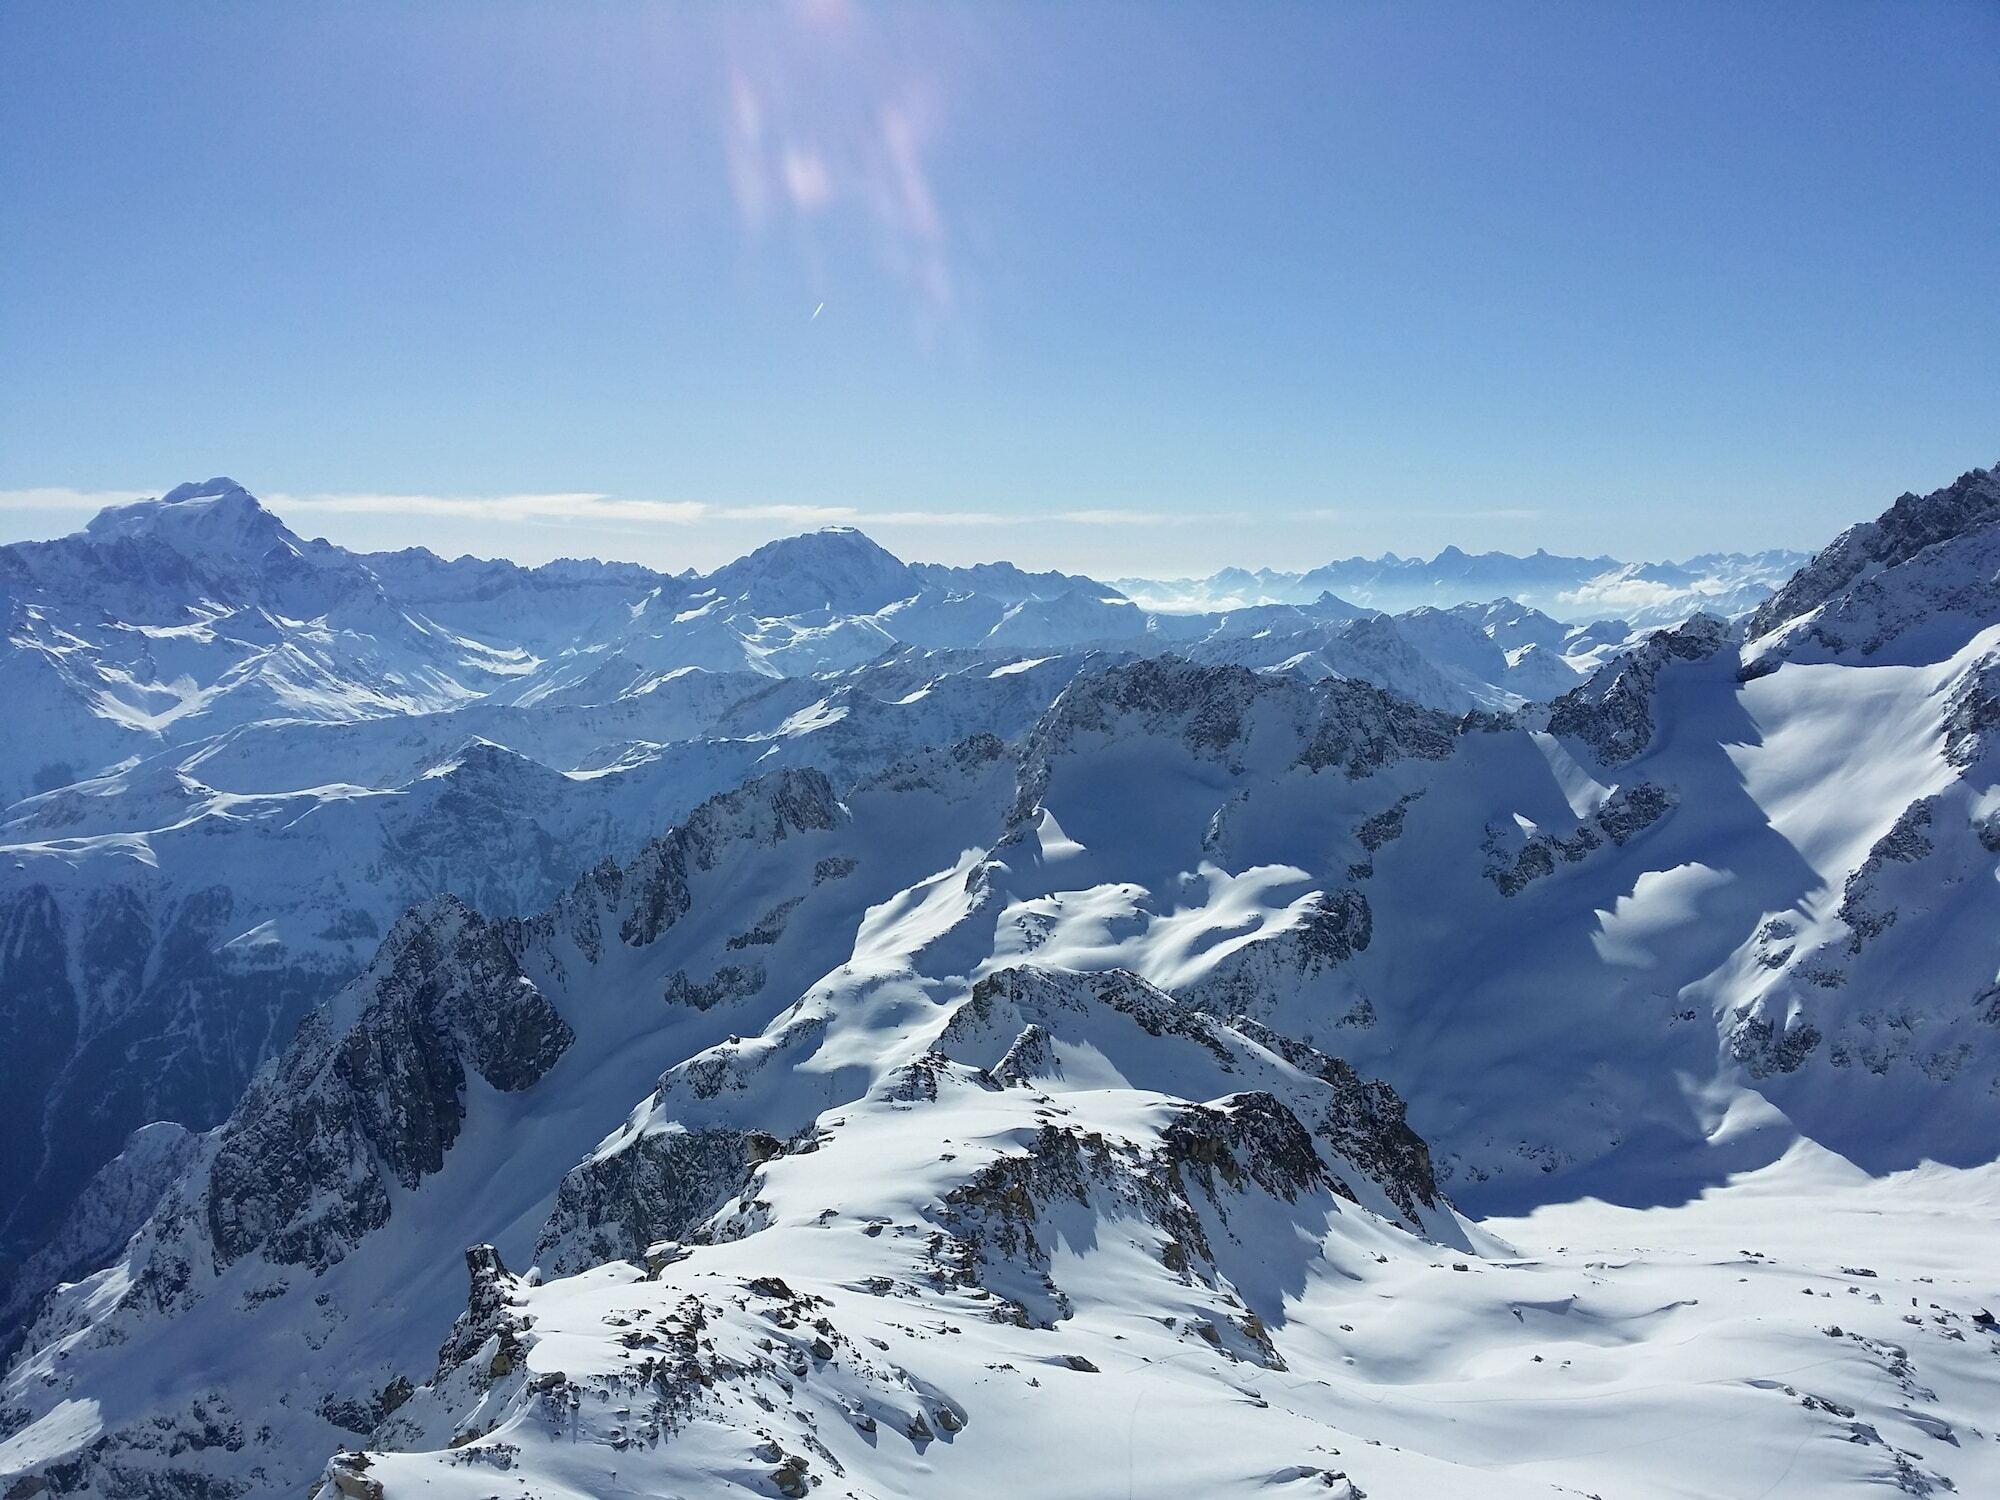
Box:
192;898;570;1278
1748;465;2000;637
1228;1017;1441;1222
1483;782;1675;895
661;963;765;1011
534;1127;782;1276
1837;800;1937;952
1545;614;1732;765
1728;1013;1823;1078
618;769;840;947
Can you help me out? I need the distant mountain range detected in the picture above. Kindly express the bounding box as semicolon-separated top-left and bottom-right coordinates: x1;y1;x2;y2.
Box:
1114;544;1808;623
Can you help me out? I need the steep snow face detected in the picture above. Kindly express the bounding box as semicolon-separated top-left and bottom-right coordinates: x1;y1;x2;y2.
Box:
81;478;310;564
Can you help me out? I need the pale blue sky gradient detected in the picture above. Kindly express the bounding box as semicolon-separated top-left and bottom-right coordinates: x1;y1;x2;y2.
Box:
2;1;1995;572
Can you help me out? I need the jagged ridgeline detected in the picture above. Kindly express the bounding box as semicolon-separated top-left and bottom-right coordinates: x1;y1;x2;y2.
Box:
1;465;1997;1498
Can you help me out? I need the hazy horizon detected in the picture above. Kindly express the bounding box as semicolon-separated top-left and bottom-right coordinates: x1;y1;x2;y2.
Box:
0;470;1857;579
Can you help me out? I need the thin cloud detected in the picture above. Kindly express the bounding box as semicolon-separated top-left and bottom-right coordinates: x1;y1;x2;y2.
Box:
270;491;710;525
780;147;834;211
1438;507;1545;522
1298;505;1543;524
1050;509;1196;527
0;486;151;512
0;486;1180;533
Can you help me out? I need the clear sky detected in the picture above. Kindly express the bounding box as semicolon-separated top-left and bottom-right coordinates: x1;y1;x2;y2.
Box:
2;1;1995;574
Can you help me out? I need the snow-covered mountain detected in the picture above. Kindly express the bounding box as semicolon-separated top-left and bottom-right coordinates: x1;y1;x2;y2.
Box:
0;483;1650;1279
1;465;1997;1500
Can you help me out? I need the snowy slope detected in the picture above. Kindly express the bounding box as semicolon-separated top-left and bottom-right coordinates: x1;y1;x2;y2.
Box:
2;466;1997;1500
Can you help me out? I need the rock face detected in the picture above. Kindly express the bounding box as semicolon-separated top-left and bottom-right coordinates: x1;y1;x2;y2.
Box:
0;1121;196;1352
935;966;1443;1233
1747;464;2000;639
615;769;842;948
1543;613;1734;764
534;1125;783;1276
1744;465;2000;667
195;896;571;1283
1481;782;1676;896
1011;657;1460;825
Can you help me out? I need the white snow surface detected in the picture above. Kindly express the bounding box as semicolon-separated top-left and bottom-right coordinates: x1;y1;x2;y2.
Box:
2;468;1998;1500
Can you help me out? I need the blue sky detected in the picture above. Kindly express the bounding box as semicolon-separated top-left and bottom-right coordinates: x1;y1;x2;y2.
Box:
2;1;1995;573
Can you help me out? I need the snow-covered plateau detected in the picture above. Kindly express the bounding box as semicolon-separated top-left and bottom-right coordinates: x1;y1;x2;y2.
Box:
1;467;1996;1499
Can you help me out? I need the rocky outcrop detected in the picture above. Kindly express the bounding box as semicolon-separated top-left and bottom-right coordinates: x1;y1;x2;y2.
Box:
616;770;842;947
1227;1017;1441;1222
941;966;1440;1229
1943;653;2000;769
1481;782;1676;895
534;1126;783;1276
122;896;572;1304
1011;659;1459;826
1544;614;1732;765
854;732;1011;796
1836;799;1938;953
936;1091;1337;1362
1747;465;2000;639
433;1244;530;1385
1727;1011;1823;1078
1180;888;1373;1016
944;966;1236;1072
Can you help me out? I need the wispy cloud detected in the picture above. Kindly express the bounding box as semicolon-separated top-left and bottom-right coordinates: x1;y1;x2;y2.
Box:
269;491;706;526
0;485;150;512
1299;505;1544;524
1051;508;1199;527
0;486;1183;533
1439;507;1545;523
